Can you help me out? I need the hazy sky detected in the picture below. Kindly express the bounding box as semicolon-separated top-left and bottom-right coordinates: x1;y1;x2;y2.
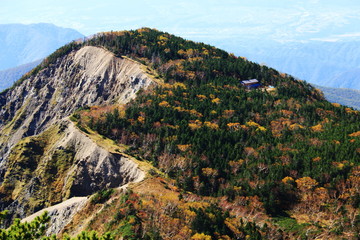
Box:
2;0;360;44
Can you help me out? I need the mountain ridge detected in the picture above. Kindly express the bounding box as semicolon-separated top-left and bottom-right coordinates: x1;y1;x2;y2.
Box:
0;28;359;239
225;40;360;90
0;45;156;223
0;60;42;91
0;23;84;71
314;84;360;110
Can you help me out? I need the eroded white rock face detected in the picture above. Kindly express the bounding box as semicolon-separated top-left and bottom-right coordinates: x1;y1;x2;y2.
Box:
0;46;150;230
70;46;154;107
0;46;154;140
19;119;147;235
0;46;155;180
11;119;144;229
21;197;88;235
58;120;145;197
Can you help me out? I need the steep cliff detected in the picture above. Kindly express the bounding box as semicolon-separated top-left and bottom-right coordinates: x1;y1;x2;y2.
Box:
0;46;155;182
14;120;145;235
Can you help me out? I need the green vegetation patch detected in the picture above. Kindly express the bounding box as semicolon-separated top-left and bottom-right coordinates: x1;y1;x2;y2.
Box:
273;216;308;234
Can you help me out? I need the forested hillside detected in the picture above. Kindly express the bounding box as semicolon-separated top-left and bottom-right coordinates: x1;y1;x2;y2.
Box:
77;29;360;239
1;28;359;239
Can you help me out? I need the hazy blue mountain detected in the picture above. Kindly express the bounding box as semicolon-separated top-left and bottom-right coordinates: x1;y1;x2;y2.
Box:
327;68;360;89
0;60;42;91
227;40;360;90
314;84;360;110
0;23;84;71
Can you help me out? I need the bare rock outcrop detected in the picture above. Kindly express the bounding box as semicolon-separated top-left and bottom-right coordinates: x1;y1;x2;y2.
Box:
3;119;144;220
59;120;145;196
21;197;88;235
0;46;151;227
16;119;146;235
0;46;155;182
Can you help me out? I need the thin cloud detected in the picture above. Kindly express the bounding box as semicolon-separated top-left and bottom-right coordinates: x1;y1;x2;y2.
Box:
335;33;360;38
1;0;360;42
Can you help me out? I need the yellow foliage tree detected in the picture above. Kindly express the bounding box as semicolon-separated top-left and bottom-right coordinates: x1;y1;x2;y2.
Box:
174;82;187;89
196;94;207;100
188;120;202;130
246;120;260;128
296;177;318;190
282;176;294;184
211;98;221;104
289;123;305;130
204;121;219;130
191;233;212;240
189;109;203;118
177;144;192;152
177;49;187;56
158;35;169;41
159;101;171;107
137;116;145;124
256;126;267;132
202;168;218;177
311;124;323;132
228;160;244;174
227;122;241;131
349;131;360;137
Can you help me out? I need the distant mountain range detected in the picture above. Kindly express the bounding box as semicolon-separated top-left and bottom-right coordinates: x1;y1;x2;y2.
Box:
229;40;360;91
314;84;360;110
0;23;83;71
327;68;360;89
0;23;84;91
0;60;41;91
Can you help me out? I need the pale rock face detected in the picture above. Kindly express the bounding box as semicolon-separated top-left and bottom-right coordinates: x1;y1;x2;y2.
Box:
0;46;154;181
19;120;145;235
58;120;145;197
0;46;154;140
21;197;88;235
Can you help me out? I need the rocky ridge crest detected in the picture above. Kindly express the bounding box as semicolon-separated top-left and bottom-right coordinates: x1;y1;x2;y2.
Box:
0;45;153;225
